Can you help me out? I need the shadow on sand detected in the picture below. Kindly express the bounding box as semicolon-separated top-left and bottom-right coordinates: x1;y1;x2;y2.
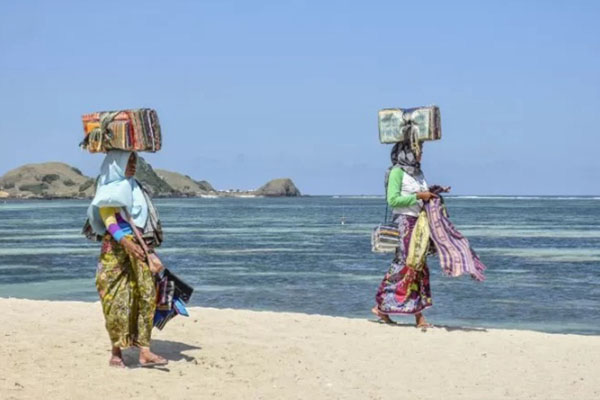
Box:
122;339;202;371
368;319;488;333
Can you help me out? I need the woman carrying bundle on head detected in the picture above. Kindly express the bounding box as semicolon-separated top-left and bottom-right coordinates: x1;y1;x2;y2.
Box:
372;140;438;328
86;150;167;368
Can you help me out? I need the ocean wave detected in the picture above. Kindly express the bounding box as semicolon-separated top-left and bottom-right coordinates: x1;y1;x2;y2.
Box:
450;196;600;200
164;226;371;234
159;247;308;255
0;264;44;271
0;228;79;235
0;234;82;241
201;269;379;281
331;195;385;199
462;228;600;238
0;247;97;256
0;201;88;210
491;269;529;274
478;247;600;262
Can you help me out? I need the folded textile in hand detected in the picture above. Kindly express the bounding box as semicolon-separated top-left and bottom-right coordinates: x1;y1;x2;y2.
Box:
378;106;441;144
80;108;162;153
425;197;486;281
153;267;194;330
405;210;431;271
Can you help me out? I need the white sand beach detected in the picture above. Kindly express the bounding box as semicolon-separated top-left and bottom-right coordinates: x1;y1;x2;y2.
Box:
0;298;598;400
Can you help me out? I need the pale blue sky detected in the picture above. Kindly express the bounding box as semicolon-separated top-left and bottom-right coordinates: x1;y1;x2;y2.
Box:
0;0;598;195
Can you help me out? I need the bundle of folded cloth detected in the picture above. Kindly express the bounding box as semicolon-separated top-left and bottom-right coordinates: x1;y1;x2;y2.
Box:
371;223;402;253
80;108;162;153
153;268;194;330
378;105;441;144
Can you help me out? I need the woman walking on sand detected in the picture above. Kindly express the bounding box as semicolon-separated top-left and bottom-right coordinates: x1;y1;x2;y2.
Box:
372;141;438;328
87;150;167;368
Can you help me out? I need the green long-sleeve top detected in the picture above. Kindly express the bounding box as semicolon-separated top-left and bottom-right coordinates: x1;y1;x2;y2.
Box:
387;167;418;208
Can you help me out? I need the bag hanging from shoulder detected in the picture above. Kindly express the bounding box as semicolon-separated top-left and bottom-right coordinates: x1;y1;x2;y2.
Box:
371;198;402;253
153;268;195;330
371;167;403;253
371;223;402;253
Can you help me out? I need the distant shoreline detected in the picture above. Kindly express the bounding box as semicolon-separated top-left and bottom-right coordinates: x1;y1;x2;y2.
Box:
0;160;302;199
2;194;599;201
0;194;310;201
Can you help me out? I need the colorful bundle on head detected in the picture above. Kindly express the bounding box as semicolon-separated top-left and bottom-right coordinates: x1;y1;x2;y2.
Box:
80;108;162;153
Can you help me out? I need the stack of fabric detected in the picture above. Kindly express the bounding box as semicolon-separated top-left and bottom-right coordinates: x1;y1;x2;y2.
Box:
81;108;162;153
153;268;194;330
371;223;402;253
378;106;441;144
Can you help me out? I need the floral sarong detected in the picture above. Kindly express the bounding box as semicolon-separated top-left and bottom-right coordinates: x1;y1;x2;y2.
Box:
96;235;156;348
375;214;432;315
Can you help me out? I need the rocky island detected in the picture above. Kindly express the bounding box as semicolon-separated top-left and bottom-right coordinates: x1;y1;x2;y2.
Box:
0;158;301;199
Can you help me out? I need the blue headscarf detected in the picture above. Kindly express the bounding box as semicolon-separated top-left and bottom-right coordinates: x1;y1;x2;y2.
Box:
87;150;149;235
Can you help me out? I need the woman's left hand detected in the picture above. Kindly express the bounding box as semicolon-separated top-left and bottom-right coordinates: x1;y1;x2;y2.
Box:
147;253;165;274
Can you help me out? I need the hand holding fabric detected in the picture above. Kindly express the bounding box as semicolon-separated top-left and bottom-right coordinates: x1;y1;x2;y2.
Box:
416;192;438;202
147;253;165;274
120;237;145;261
429;185;451;195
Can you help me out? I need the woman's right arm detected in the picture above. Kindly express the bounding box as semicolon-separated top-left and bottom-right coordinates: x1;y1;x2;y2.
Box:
99;207;145;260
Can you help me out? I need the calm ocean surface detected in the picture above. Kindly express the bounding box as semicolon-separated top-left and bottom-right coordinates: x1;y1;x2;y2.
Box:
0;196;599;335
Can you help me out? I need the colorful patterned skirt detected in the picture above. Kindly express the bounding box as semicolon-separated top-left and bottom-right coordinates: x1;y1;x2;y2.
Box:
96;235;156;348
375;214;432;315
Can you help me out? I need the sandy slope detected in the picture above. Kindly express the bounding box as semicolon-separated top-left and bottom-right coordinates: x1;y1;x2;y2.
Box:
0;298;598;400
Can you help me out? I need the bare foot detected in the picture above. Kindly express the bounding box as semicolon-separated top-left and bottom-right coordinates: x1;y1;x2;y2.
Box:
109;347;125;368
371;306;394;324
138;347;168;367
415;313;433;329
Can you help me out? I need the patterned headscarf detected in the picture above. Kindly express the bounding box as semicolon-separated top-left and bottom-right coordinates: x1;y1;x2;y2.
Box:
390;140;423;177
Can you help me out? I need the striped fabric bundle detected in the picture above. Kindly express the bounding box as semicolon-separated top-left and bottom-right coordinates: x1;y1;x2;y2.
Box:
425;198;486;281
81;108;162;153
371;223;402;253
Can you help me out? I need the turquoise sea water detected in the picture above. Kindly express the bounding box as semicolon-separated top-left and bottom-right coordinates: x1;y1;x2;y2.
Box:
0;196;599;335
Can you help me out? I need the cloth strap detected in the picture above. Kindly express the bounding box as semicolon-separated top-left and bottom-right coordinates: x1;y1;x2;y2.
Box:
401;113;421;158
122;208;152;257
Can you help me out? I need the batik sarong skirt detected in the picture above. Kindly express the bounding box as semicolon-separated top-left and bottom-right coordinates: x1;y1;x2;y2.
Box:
375;214;432;315
96;235;156;348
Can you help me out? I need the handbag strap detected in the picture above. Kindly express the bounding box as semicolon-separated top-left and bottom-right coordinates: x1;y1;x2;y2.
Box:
122;209;152;256
383;202;389;224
